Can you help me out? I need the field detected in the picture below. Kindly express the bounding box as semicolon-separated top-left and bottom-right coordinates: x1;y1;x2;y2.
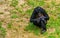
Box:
0;0;60;38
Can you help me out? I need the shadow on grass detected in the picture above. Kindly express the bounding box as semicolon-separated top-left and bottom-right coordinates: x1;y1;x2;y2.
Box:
24;23;40;35
24;23;48;35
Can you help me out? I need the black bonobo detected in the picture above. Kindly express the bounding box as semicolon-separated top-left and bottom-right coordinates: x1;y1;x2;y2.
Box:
30;6;49;34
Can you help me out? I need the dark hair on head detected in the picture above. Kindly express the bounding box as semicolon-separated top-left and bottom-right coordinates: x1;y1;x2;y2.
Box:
34;6;43;13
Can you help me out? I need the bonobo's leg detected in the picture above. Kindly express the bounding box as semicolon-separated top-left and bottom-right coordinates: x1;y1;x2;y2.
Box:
40;20;47;34
33;20;38;25
41;21;46;30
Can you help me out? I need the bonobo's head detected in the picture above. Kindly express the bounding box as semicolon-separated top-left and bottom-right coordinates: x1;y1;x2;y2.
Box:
35;6;44;18
35;6;43;13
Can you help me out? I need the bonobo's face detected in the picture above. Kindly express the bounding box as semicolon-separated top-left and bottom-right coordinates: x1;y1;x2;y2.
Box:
38;13;44;17
36;13;44;18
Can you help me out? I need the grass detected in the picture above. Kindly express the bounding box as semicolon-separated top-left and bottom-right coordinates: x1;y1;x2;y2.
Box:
27;0;45;7
10;9;19;19
25;23;40;35
10;0;18;7
11;14;19;18
0;27;6;38
27;0;36;7
0;22;2;27
10;10;17;14
51;0;56;7
48;35;56;38
15;7;22;13
7;22;12;28
0;0;4;5
25;9;33;16
38;0;45;6
0;0;60;38
0;12;4;14
0;22;6;38
24;0;60;37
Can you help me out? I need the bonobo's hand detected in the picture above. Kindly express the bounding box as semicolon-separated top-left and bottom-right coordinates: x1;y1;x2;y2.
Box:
36;16;46;23
39;16;47;24
40;16;45;19
36;18;40;23
37;16;45;20
36;17;42;23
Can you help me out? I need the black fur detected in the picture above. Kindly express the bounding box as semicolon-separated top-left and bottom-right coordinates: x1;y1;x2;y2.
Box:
30;6;49;33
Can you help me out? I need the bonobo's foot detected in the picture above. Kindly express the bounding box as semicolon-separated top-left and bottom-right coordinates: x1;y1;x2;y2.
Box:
41;29;46;34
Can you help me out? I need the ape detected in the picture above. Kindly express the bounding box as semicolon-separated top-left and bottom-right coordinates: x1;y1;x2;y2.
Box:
30;6;49;34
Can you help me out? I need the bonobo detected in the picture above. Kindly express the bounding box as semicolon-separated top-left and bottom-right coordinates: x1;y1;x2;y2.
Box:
30;6;49;34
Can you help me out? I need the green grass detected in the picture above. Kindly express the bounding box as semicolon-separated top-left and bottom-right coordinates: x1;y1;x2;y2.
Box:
48;35;56;38
11;14;19;18
57;13;60;19
51;0;56;7
10;10;17;14
9;0;60;38
27;0;45;7
0;22;6;38
25;23;40;35
25;9;33;16
7;22;12;28
0;12;4;14
10;9;19;18
0;0;4;5
15;7;22;13
10;0;18;7
0;27;6;38
27;0;36;7
24;0;60;37
38;0;45;6
0;22;2;27
0;0;60;38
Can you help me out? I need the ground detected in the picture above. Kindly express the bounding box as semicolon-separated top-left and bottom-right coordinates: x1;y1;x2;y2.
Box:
0;0;60;38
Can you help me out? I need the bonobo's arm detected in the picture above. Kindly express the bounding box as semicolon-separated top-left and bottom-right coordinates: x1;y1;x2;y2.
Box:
40;8;49;20
30;9;37;22
43;11;49;20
